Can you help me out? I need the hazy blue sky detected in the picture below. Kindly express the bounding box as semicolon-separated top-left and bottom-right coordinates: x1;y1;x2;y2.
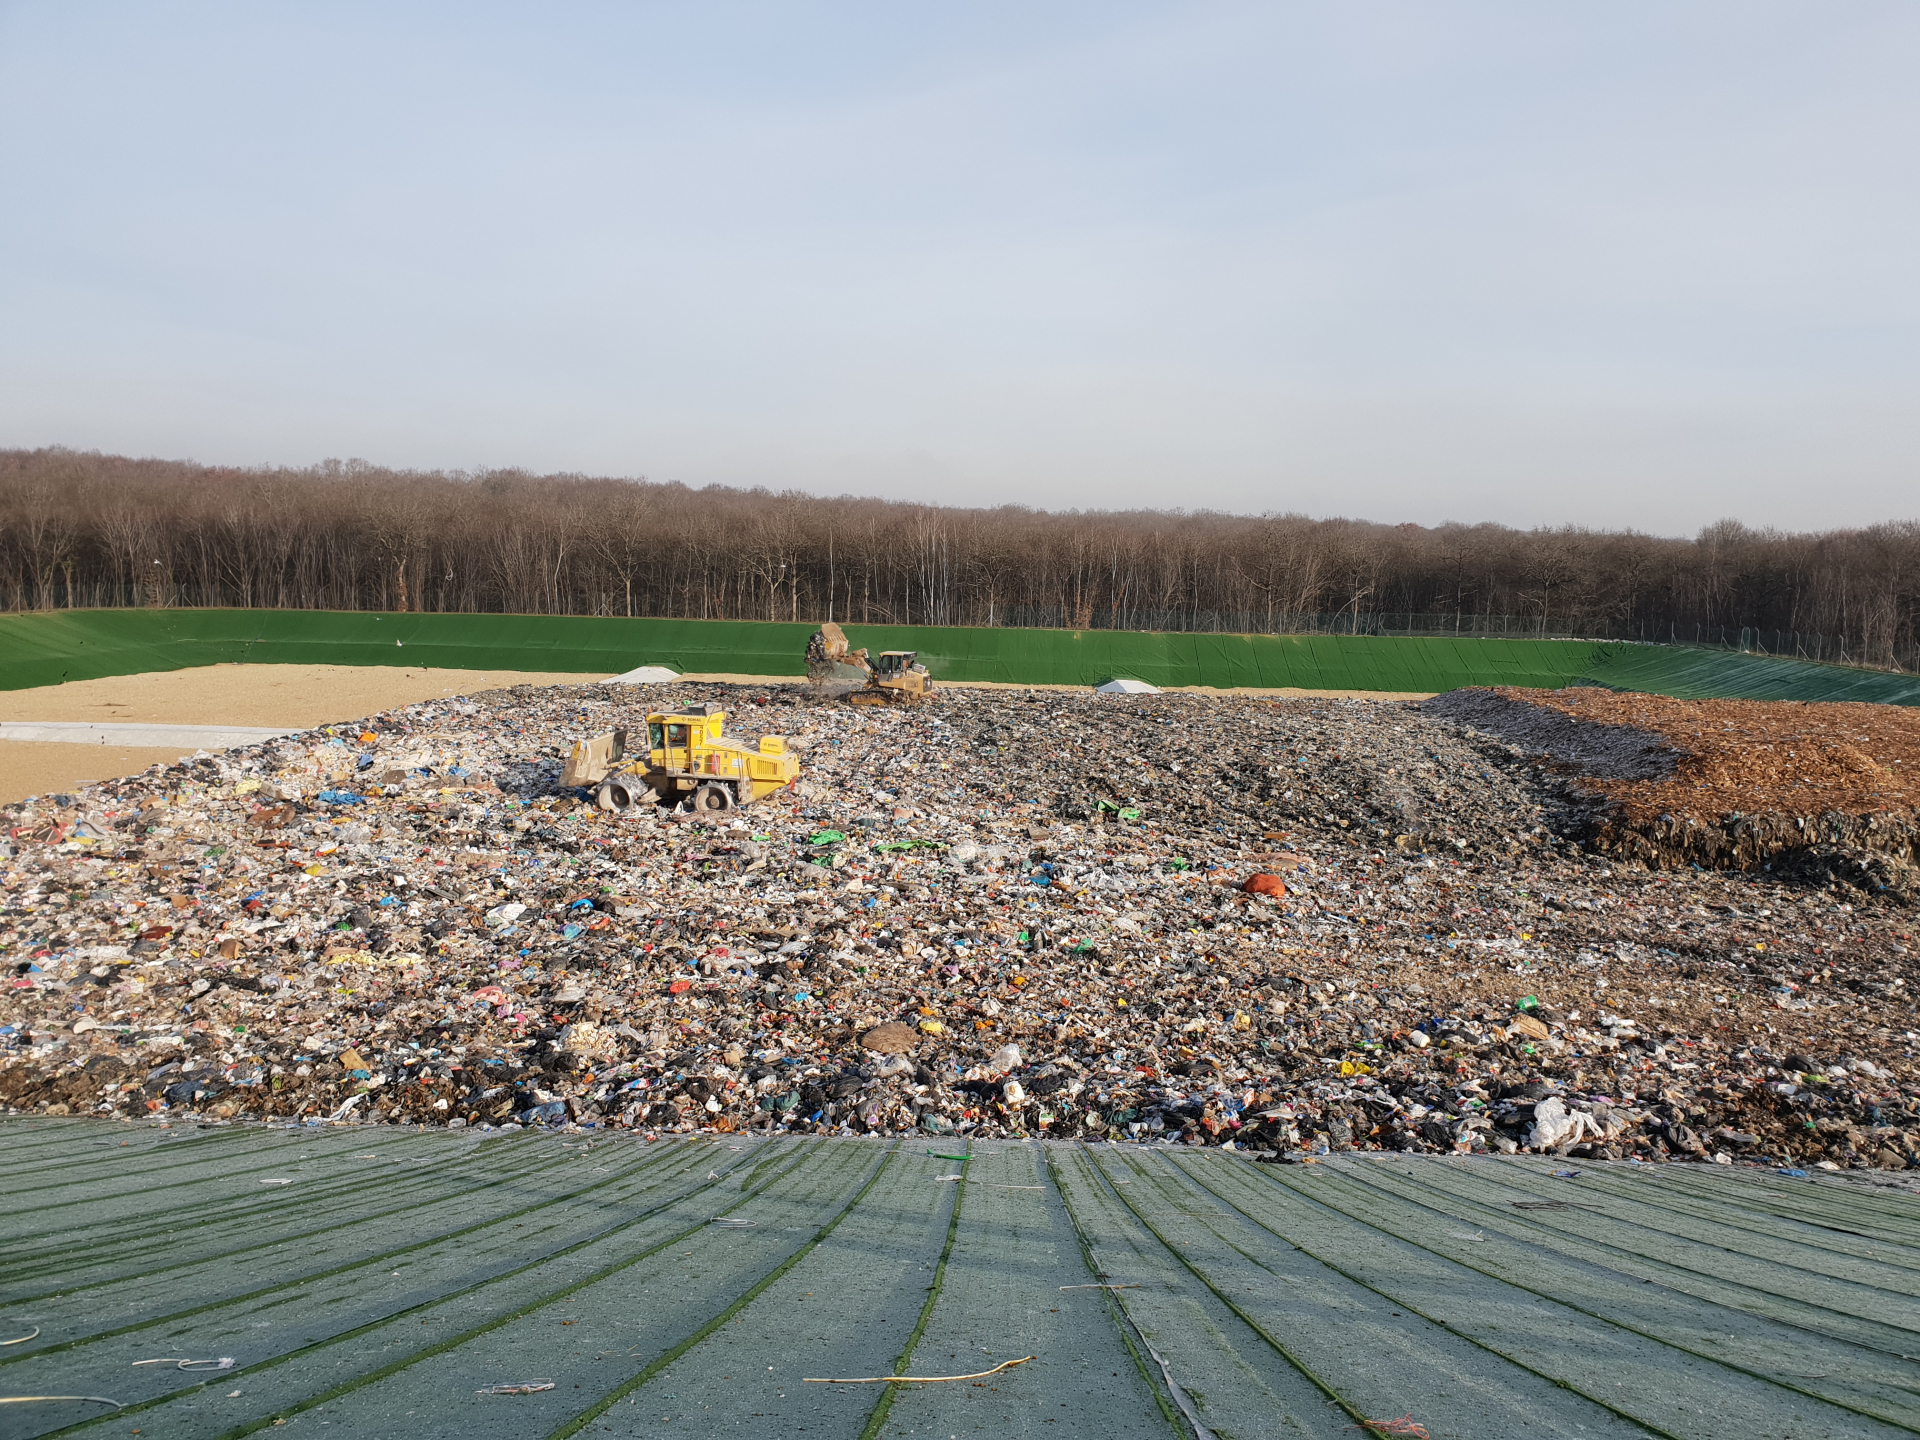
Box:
3;3;1917;532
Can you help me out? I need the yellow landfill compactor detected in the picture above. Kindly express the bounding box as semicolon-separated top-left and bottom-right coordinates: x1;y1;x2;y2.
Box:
805;621;936;707
560;704;798;814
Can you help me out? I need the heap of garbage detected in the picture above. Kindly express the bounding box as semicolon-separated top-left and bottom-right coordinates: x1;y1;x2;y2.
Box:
2;682;1916;1172
1427;686;1920;886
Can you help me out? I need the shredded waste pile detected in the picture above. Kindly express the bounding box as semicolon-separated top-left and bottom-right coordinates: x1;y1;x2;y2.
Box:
1426;687;1920;890
1;683;1916;1173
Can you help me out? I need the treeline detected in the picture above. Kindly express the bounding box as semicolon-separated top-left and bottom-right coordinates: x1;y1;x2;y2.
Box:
2;446;1917;670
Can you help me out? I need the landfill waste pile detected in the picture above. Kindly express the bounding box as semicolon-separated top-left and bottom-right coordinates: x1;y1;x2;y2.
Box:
1426;687;1920;890
1;682;1916;1173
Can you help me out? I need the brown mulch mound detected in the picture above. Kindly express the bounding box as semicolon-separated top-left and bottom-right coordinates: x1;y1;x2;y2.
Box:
1506;690;1920;825
1493;689;1920;879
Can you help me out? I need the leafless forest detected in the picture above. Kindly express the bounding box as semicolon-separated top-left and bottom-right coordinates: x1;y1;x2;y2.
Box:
2;447;1916;669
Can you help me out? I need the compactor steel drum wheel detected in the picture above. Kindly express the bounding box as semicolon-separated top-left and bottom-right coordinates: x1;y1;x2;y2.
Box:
596;778;639;813
692;782;734;812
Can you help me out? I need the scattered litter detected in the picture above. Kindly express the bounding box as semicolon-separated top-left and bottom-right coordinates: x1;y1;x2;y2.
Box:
133;1357;235;1372
0;1329;39;1346
805;1356;1035;1384
476;1380;556;1395
0;682;1913;1175
1059;1283;1141;1290
1528;1098;1601;1150
709;1218;754;1227
259;1178;293;1186
1356;1417;1429;1438
1445;1231;1489;1243
1550;1169;1582;1179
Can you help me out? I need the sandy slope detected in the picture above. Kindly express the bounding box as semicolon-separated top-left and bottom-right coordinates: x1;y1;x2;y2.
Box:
0;664;603;800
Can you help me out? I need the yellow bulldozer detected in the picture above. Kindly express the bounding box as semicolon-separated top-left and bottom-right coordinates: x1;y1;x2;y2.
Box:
805;622;936;707
561;704;797;814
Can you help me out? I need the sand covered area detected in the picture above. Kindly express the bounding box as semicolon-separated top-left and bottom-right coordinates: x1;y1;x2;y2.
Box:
0;664;605;801
0;663;612;727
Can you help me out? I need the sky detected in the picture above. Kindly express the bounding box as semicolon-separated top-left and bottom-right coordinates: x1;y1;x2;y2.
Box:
2;3;1918;534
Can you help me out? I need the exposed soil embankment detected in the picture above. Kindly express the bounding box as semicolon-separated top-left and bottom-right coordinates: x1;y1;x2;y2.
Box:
1429;686;1920;894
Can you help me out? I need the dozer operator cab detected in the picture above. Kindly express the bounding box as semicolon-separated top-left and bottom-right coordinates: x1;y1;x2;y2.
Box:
847;649;935;706
805;624;936;706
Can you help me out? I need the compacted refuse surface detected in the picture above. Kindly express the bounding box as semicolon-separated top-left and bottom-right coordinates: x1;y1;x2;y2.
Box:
0;1126;1917;1439
1;682;1917;1179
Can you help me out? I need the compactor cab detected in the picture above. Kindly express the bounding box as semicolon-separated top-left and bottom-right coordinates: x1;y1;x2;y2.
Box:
649;713;713;776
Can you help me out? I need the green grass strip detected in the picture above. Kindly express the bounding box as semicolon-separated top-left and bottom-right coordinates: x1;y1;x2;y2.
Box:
1205;1156;1916;1432
855;1144;970;1440
41;1139;793;1437
1044;1147;1190;1437
1166;1152;1695;1440
7;1140;707;1370
7;607;1915;701
1091;1146;1457;1440
543;1140;898;1440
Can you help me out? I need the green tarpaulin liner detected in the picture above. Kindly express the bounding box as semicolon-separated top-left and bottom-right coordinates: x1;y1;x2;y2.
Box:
1573;644;1920;704
1;609;1915;704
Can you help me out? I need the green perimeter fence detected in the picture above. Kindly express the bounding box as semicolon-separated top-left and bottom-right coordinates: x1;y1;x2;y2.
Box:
2;609;1917;705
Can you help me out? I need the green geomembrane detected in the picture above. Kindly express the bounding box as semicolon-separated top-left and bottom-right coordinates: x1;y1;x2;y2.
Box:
1;609;1916;703
1576;644;1920;704
2;1127;1917;1440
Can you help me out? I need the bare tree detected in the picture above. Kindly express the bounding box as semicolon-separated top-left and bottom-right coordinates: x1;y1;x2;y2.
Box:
0;444;1915;670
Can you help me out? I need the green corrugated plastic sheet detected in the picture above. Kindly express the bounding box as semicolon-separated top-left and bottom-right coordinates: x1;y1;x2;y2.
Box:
0;610;813;690
1;609;1916;703
2;1123;1917;1440
1577;643;1920;704
873;626;1615;691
